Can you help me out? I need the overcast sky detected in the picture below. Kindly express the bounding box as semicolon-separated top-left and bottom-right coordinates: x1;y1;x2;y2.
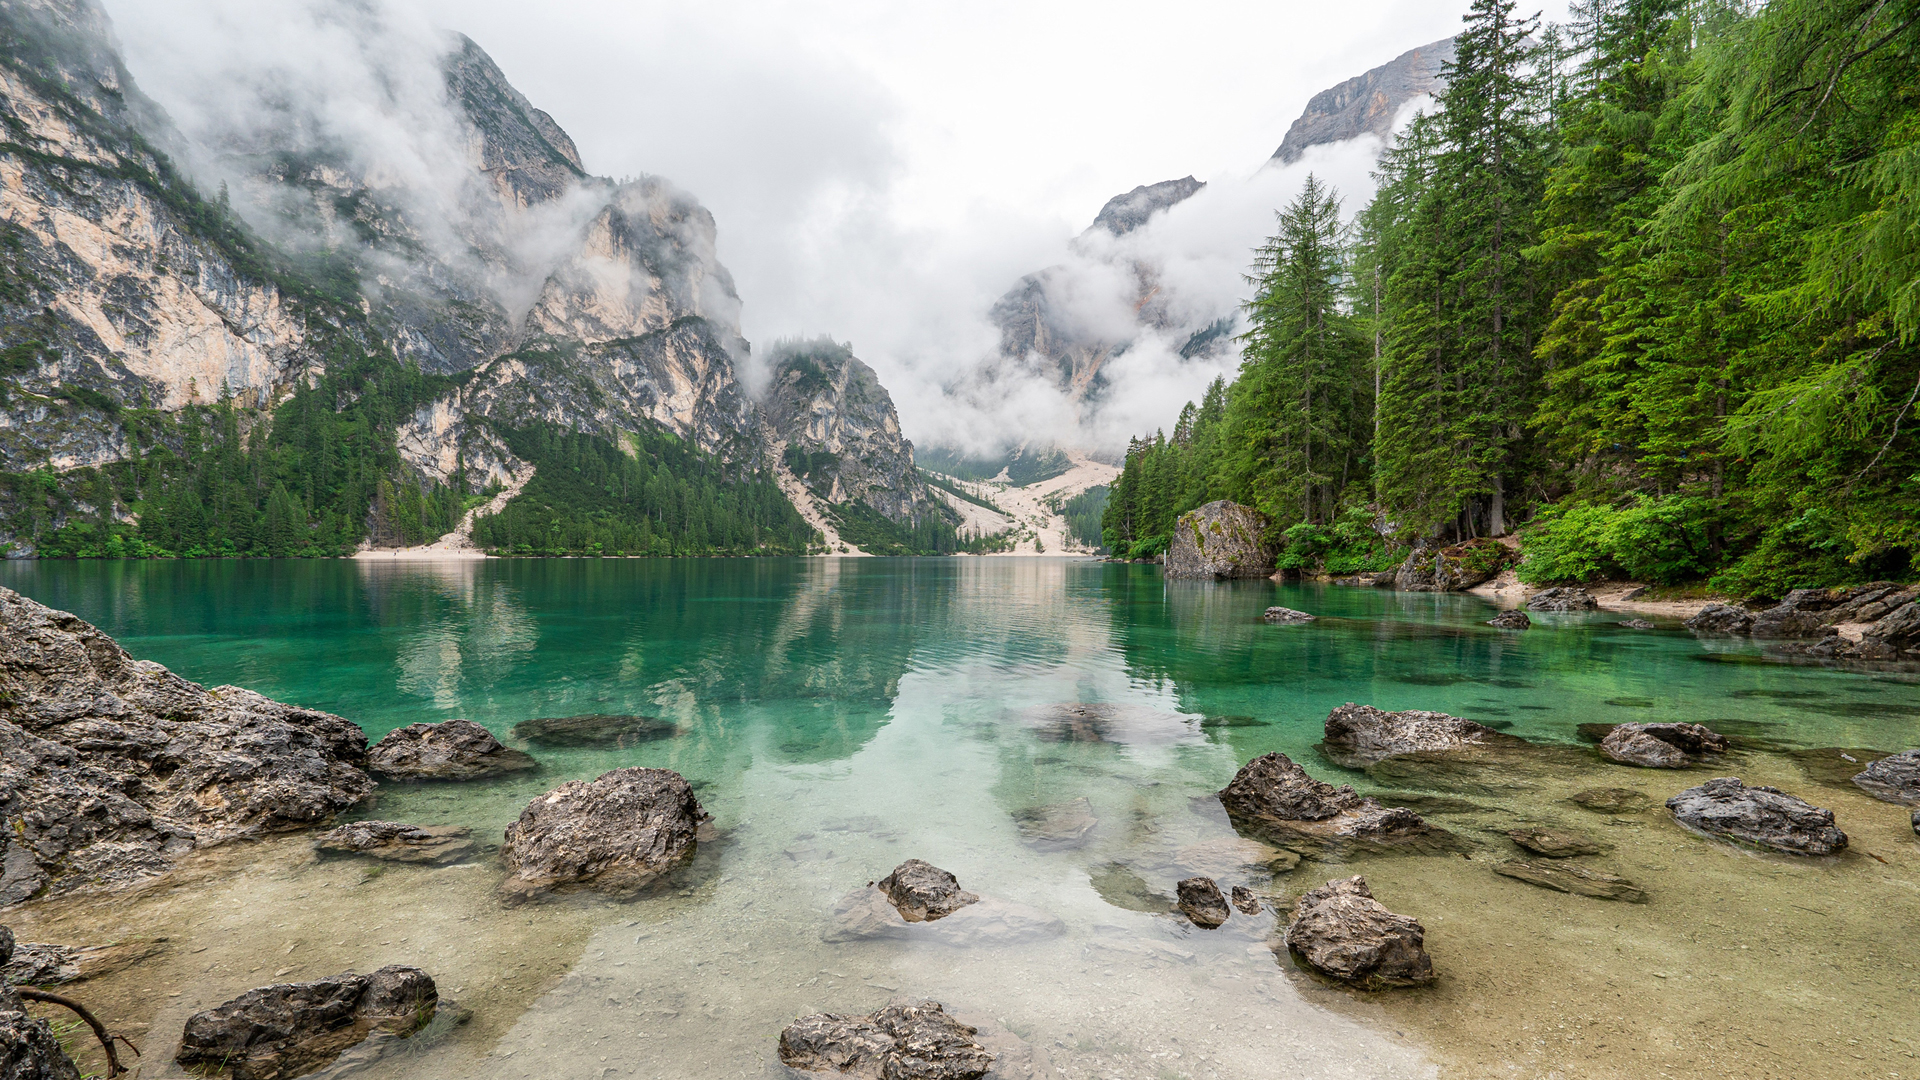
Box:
105;0;1567;451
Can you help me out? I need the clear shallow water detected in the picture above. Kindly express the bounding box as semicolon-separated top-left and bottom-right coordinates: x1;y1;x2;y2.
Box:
4;558;1918;1080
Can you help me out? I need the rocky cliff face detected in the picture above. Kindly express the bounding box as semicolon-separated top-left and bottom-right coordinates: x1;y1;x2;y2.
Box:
760;342;944;527
0;0;932;544
1272;38;1455;163
1088;176;1204;237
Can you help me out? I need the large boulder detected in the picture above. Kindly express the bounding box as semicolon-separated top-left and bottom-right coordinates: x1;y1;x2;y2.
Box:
1851;750;1920;805
174;966;441;1080
0;926;83;1080
1321;703;1508;767
1218;753;1441;850
499;767;708;901
779;1001;994;1080
1283;876;1434;988
1175;877;1230;929
1798;598;1920;661
313;821;474;865
1164;501;1274;580
1526;587;1598;612
1599;723;1729;768
1685;604;1755;633
0;587;373;907
1666;778;1848;855
1394;538;1511;592
878;860;979;922
365;720;536;781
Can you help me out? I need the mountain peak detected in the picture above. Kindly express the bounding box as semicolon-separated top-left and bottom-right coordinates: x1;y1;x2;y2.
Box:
1088;176;1205;236
1271;37;1455;163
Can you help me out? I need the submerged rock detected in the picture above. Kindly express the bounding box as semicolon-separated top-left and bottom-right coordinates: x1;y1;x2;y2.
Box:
1219;753;1444;852
1666;777;1848;855
778;1001;994;1080
175;965;443;1080
1283;876;1434;988
1230;885;1262;915
879;860;980;923
509;713;680;747
1164;501;1274;580
499;767;708;901
1487;609;1532;630
1506;826;1608;858
1618;619;1656;629
0;926;83;1080
1851;749;1920;805
1321;703;1509;767
0;586;373;907
1527;587;1599;612
1263;606;1316;624
1493;860;1646;903
1568;787;1651;814
1168;837;1300;877
366;720;536;781
314;821;474;865
1600;723;1730;768
824;887;1063;946
1176;877;1230;929
1012;797;1097;849
1685;604;1756;633
2;937;166;987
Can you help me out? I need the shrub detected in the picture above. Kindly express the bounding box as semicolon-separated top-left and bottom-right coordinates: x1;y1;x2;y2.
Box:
1519;496;1716;585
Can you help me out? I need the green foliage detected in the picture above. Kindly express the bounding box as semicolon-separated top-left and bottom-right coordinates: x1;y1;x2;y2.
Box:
471;423;818;556
916;445;1071;485
1519;496;1719;585
1059;485;1108;549
821;497;967;555
1275;505;1406;574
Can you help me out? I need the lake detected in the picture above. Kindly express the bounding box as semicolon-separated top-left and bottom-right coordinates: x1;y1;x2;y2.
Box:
4;557;1916;1079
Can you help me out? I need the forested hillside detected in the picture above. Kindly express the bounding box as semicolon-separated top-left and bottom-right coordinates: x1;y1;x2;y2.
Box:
1104;0;1919;596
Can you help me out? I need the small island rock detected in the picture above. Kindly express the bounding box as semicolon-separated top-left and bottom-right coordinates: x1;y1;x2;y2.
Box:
1322;703;1506;766
779;1001;994;1080
1487;609;1531;629
1176;877;1231;929
1666;777;1847;855
1600;723;1729;768
1283;876;1434;988
1164;501;1274;580
499;767;708;901
1230;885;1261;915
1219;753;1438;847
1263;606;1316;624
314;821;474;864
366;720;536;781
1851;749;1920;805
1527;587;1599;612
879;860;980;923
175;965;441;1080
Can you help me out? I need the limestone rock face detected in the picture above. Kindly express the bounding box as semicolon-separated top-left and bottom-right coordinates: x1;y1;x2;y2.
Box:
1599;723;1729;768
878;860;980;923
1283;876;1434;988
0;587;372;906
1666;778;1848;856
778;1001;994;1080
1165;501;1273;580
1851;750;1920;805
313;821;474;864
761;344;949;530
174;965;440;1080
1749;583;1920;639
1272;38;1458;163
366;720;537;781
1321;703;1505;767
499;767;708;901
1527;587;1599;612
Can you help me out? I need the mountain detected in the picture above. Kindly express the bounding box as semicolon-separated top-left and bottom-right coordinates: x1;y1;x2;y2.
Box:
1271;38;1455;163
1088;176;1205;237
0;0;948;557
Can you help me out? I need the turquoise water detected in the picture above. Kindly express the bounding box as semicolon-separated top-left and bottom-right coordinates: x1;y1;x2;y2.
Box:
5;557;1917;1080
